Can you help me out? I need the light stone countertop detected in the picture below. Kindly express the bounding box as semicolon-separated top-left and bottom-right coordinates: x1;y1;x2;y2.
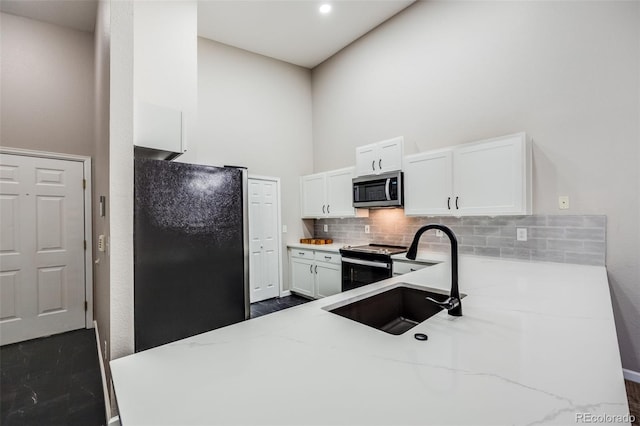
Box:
110;256;631;425
286;242;347;253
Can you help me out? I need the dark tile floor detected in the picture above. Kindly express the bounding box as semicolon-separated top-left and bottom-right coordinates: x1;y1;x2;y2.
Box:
0;329;106;426
250;294;311;318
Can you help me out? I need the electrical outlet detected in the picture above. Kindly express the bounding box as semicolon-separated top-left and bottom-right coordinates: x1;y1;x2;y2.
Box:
559;196;569;210
323;224;328;232
282;225;287;233
435;230;444;238
364;225;370;234
98;235;105;252
516;228;528;242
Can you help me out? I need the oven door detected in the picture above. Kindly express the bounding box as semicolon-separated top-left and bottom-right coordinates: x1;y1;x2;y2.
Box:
341;258;392;292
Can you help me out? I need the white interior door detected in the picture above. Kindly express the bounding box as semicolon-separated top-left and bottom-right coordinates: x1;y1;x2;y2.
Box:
248;178;280;303
0;153;86;345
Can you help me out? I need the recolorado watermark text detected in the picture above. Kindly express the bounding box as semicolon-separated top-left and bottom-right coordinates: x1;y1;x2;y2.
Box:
575;412;635;423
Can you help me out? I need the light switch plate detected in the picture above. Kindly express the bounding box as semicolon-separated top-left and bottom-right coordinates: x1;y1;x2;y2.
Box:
282;225;288;233
323;224;328;232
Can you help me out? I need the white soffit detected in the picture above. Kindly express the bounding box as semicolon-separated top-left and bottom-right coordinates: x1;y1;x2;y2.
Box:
198;0;416;68
0;0;98;32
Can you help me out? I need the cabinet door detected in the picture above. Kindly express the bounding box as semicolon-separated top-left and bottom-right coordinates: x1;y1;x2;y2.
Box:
453;133;528;216
355;143;379;176
377;137;404;173
300;173;326;218
315;262;341;298
404;149;453;216
290;257;315;298
325;167;355;217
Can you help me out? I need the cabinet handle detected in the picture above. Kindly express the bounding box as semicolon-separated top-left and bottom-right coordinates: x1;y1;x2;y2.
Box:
371;160;375;171
309;264;313;273
327;205;330;214
322;205;326;213
410;268;417;272
298;252;305;256
447;197;451;210
325;256;332;260
379;159;382;170
455;196;459;209
315;265;318;274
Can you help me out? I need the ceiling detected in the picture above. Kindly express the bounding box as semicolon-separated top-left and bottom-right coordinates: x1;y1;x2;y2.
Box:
197;0;415;68
0;0;98;32
0;0;415;68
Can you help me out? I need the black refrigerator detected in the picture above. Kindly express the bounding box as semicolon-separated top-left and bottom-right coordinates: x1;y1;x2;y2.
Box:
134;158;249;352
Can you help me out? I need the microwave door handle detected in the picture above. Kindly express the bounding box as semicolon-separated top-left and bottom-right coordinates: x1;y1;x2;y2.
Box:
385;178;391;201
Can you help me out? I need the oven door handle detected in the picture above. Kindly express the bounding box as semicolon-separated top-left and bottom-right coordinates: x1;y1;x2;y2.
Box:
342;257;391;269
385;178;391;201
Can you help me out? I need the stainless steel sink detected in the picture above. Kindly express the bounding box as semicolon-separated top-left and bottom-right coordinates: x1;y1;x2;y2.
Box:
328;285;463;335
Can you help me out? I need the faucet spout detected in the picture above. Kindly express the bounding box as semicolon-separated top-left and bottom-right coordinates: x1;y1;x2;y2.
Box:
407;224;462;317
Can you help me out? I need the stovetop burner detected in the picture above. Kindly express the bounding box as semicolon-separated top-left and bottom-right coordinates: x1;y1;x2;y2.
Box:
340;244;408;256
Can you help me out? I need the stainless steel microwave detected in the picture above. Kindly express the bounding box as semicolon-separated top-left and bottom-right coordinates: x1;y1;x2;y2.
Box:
352;171;403;208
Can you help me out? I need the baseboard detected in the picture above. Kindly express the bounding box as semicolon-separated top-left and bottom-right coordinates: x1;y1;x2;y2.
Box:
94;321;112;423
280;290;291;297
623;368;640;383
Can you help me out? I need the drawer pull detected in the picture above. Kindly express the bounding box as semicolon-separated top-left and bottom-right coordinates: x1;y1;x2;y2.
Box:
298;252;305;255
325;256;332;260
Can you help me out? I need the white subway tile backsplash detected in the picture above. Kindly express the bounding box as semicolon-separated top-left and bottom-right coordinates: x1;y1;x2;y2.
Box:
314;213;606;266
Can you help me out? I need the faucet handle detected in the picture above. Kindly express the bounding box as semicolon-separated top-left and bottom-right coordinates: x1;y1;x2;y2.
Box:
426;296;460;311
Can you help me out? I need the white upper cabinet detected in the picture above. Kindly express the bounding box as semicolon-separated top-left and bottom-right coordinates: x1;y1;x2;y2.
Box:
355;136;404;176
326;168;356;217
404;149;453;216
300;167;366;219
301;173;326;218
404;132;531;216
454;133;531;216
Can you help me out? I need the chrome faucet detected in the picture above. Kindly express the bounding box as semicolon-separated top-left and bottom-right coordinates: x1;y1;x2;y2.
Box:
406;224;462;317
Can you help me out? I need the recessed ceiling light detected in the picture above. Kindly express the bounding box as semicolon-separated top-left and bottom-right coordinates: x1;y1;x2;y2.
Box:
319;4;332;14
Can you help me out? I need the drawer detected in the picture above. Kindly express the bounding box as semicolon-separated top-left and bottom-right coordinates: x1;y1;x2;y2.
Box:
290;248;314;259
392;261;432;275
314;251;341;265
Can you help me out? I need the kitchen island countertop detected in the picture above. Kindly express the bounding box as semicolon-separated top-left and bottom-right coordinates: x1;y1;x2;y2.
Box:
110;256;630;425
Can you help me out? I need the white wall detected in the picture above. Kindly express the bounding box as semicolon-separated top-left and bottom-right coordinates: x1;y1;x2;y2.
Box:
109;0;134;360
0;13;94;156
312;1;640;372
93;0;111;401
179;38;314;290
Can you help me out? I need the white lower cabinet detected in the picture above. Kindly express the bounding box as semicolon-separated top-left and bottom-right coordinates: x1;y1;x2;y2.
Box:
290;255;315;298
289;249;342;299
